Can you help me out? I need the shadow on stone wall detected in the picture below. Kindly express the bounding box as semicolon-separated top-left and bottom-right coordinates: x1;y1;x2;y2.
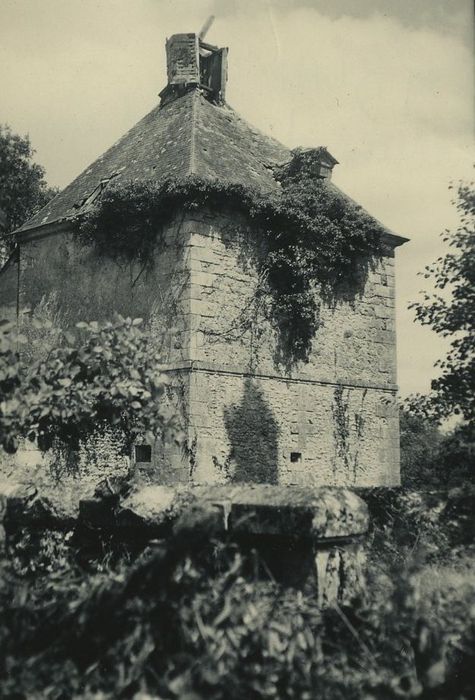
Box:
224;378;279;484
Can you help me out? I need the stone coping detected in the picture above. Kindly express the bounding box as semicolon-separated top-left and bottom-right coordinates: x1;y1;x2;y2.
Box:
190;484;369;540
1;481;369;543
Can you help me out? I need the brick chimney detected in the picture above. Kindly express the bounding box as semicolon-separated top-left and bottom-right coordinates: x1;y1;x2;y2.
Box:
160;33;228;105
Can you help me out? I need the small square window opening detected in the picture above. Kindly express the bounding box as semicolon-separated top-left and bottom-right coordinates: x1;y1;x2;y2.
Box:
135;445;152;462
290;452;302;463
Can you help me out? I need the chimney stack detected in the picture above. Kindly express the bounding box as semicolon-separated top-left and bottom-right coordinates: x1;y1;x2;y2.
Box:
160;33;228;105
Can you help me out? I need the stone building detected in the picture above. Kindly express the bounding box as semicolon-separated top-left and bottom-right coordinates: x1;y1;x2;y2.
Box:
0;33;407;487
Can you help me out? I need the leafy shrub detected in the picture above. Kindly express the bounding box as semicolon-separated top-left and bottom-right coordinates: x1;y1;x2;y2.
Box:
400;406;474;490
359;483;475;580
0;316;179;458
0;512;473;699
360;488;451;566
409;180;474;423
399;408;443;489
0;124;59;259
436;422;475;488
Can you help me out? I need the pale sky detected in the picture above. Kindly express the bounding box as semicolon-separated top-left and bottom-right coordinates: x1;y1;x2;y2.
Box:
1;0;473;398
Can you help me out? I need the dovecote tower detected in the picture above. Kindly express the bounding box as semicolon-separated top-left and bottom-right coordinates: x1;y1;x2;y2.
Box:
0;33;407;487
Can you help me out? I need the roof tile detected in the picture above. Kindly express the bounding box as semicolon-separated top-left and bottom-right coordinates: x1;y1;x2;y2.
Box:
18;90;290;234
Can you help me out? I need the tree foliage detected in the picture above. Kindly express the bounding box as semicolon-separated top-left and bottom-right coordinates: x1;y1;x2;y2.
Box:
0;124;58;255
399;406;474;489
0;317;178;457
410;180;475;422
399;407;442;489
75;151;384;366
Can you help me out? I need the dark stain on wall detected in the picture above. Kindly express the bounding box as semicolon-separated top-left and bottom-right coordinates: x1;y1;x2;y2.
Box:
224;378;279;484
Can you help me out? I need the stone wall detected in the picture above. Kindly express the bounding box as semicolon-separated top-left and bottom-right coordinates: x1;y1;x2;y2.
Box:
14;220;192;365
0;252;18;323
185;211;397;386
181;209;400;486
0;206;402;489
188;372;399;487
0;216;192;489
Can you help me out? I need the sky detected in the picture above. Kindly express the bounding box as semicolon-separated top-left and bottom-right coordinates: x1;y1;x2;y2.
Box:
0;0;473;398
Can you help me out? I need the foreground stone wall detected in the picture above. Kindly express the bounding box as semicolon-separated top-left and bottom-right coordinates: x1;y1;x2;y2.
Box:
0;482;370;607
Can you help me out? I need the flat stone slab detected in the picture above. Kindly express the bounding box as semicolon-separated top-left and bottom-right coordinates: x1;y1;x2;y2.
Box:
79;483;368;542
2;480;368;544
198;484;368;540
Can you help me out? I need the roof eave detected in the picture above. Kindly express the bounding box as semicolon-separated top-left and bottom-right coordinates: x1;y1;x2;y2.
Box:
12;218;74;243
381;230;410;248
10;208;410;250
328;181;409;248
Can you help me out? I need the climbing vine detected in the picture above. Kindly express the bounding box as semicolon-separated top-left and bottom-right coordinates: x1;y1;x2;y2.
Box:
332;385;351;475
74;149;384;366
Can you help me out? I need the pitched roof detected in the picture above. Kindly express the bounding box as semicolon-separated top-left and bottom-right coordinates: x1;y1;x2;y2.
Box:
17;87;407;247
17;89;291;235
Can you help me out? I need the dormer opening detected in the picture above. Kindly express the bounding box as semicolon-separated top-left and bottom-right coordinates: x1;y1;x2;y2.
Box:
274;147;340;183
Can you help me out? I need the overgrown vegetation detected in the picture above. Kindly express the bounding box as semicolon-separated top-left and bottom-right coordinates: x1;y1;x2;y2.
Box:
0;500;473;700
0;124;58;260
0;317;179;458
399;406;474;490
409;179;474;423
1;151;473;699
75;149;384;365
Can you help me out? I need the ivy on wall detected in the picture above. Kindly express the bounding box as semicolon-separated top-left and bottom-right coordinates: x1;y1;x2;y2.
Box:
74;149;384;366
332;384;351;475
331;385;368;481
